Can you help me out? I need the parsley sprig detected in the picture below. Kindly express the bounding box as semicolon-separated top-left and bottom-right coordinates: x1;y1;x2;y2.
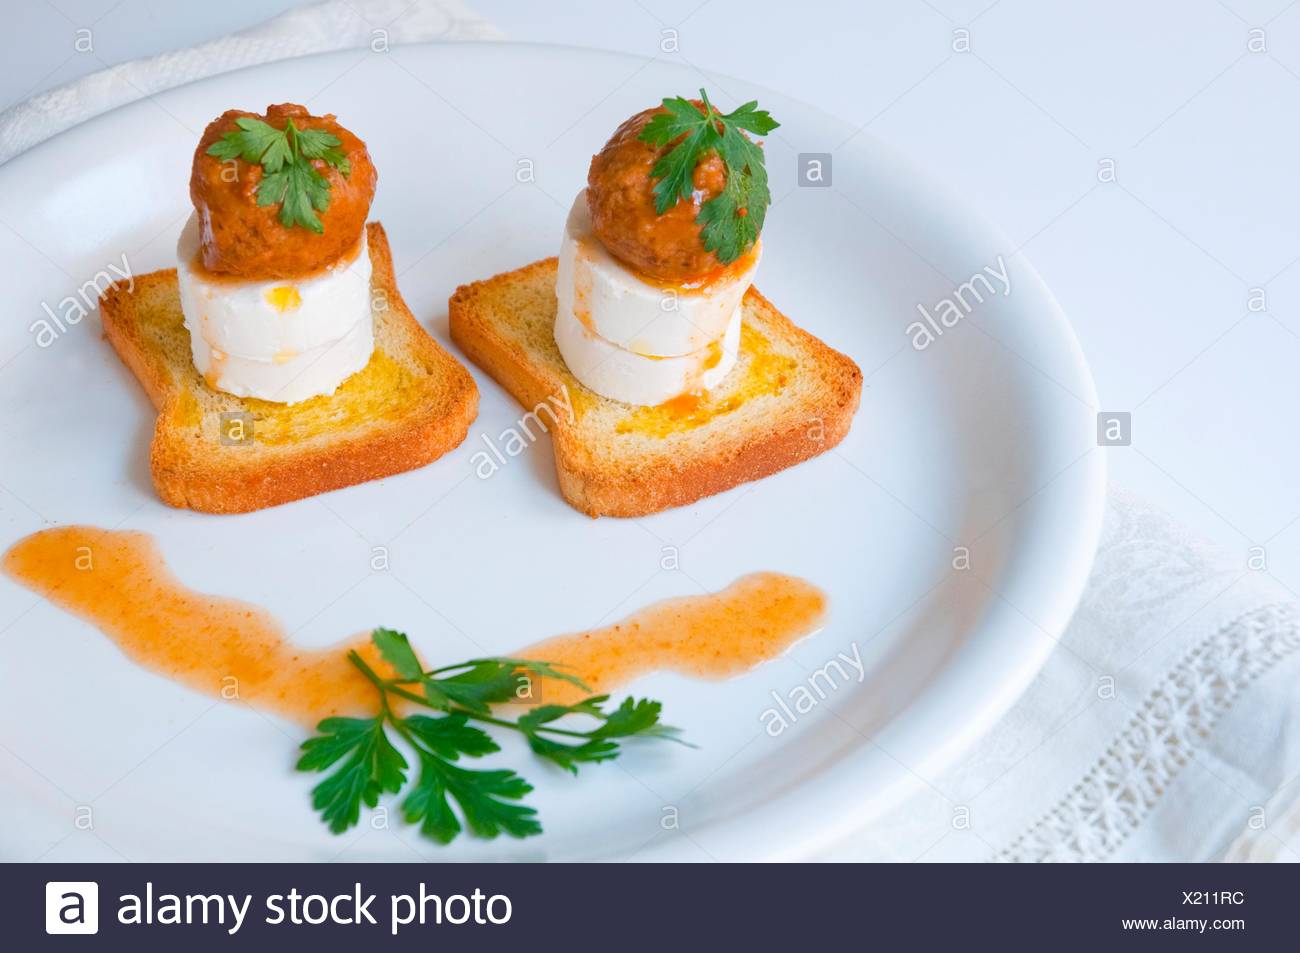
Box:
638;89;780;264
206;116;351;234
296;627;687;844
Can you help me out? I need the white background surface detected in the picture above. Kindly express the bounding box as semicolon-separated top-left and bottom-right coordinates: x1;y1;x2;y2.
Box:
5;0;1297;597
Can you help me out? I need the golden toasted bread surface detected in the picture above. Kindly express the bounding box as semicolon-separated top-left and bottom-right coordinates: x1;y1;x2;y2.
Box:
100;222;478;513
449;257;862;517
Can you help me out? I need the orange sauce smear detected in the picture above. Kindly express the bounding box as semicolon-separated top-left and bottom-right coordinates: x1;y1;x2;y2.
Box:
633;242;761;294
614;324;797;438
3;527;827;722
521;573;826;705
189;230;366;286
572;241;596;333
3;527;379;725
574;235;759;295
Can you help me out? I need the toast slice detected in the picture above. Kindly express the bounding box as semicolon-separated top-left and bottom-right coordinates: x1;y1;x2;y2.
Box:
101;222;478;514
449;258;862;517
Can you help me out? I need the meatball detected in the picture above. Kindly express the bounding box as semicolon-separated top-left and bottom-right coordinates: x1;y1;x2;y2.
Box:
586;104;735;283
190;103;377;280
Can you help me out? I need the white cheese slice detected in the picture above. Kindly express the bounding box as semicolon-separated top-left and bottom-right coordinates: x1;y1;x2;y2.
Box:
175;211;374;403
177;213;372;358
189;315;374;405
554;302;740;407
556;190;758;358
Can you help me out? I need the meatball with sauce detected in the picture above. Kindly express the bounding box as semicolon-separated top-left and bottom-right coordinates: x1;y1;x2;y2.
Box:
586;103;737;284
190;103;377;281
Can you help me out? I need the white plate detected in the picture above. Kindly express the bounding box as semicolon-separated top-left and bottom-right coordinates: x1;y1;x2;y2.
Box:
0;43;1104;862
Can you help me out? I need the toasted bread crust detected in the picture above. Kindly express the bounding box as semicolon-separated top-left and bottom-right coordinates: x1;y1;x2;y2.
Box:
449;257;862;518
101;269;175;410
101;223;478;514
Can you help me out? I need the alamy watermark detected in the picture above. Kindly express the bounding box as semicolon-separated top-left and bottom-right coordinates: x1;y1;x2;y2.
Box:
906;255;1010;351
759;642;866;736
471;386;575;479
31;253;133;348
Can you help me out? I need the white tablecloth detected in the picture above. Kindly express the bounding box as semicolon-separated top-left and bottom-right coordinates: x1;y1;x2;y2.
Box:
4;0;1296;863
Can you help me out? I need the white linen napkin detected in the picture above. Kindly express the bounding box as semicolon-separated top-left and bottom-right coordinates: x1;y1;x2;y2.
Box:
3;1;1295;864
819;485;1300;863
0;0;502;166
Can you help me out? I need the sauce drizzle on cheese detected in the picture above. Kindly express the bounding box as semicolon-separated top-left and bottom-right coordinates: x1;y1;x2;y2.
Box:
3;526;826;722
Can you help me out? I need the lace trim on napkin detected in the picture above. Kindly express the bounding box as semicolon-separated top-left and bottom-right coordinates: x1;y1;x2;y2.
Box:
998;601;1300;863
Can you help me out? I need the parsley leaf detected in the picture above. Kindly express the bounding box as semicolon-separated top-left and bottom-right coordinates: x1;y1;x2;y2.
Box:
295;629;688;846
295;126;351;176
637;89;780;264
205;115;350;234
720;100;780;137
297;716;407;833
403;754;539;844
419;657;588;714
594;697;683;741
517;699;619;773
206;116;284;166
420;659;530;714
402;713;499;760
398;711;536;843
698;123;768;262
372;627;424;680
516;696;689;774
641;94;723;216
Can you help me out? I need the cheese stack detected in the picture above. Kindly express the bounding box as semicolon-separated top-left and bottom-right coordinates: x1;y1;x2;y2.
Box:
176;214;373;404
554;190;758;407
